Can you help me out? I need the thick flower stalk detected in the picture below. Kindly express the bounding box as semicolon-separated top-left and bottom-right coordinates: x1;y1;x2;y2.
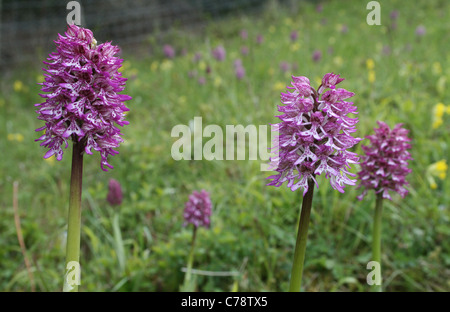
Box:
357;121;412;292
357;121;412;200
182;190;212;291
35;24;131;171
267;73;360;292
267;73;360;196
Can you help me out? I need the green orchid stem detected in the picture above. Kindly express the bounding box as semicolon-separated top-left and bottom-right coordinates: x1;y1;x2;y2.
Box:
63;141;84;292
372;192;384;292
182;225;197;291
289;179;315;292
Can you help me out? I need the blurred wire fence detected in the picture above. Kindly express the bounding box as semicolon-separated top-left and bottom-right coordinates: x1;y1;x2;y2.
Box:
0;0;273;70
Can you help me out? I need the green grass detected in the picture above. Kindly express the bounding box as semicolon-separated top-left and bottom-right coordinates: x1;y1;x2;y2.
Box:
1;0;449;291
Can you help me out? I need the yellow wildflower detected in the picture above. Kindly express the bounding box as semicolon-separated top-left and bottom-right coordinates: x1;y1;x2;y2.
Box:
150;61;158;72
429;160;448;180
333;56;343;67
432;62;442;75
273;82;285;92
435;160;448;179
7;133;24;142
366;59;375;70
214;76;222;87
198;61;206;71
290;43;300;52
432;103;447;129
13;80;24;92
160;59;173;71
435;103;446;118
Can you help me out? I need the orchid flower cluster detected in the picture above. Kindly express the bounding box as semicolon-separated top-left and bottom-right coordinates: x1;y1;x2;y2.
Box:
267;73;361;196
35;24;131;171
183;190;212;229
357;121;412;200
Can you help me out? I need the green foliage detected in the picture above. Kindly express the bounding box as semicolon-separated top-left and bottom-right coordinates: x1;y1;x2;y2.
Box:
0;0;449;291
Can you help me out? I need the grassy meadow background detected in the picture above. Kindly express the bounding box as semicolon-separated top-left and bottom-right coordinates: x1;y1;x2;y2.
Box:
0;0;449;291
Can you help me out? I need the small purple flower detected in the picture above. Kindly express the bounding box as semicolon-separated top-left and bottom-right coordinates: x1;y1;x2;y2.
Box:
107;178;123;206
312;50;322;62
341;24;348;34
279;61;290;73
316;3;323;13
235;66;245;80
241;46;249;56
256;34;264;45
290;30;298;42
212;45;226;61
183;190;212;228
232;60;245;80
35;24;131;171
198;77;206;85
163;44;175;59
267;73;361;196
240;29;248;40
415;25;426;37
390;10;399;20
357;121;412;200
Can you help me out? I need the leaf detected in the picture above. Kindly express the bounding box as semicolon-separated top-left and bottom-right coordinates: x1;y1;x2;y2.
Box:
113;214;126;273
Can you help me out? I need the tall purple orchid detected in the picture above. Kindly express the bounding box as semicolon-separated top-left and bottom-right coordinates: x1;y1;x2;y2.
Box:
267;73;360;291
182;190;212;291
357;121;412;292
358;121;412;201
35;24;130;291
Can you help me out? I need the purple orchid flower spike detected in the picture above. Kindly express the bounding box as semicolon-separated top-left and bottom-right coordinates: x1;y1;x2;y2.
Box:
35;24;131;171
357;121;412;200
183;190;212;229
267;73;361;197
